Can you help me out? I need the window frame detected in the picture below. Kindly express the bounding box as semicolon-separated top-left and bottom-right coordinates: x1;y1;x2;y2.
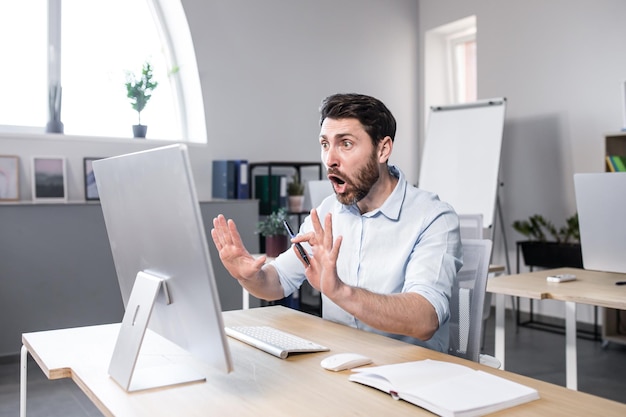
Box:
447;31;477;104
423;15;477;129
3;0;206;143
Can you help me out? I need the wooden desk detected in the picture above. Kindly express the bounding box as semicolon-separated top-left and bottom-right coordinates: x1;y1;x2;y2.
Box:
22;306;626;416
487;267;626;391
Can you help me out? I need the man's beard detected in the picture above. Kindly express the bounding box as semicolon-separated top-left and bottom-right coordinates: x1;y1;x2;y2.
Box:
331;151;380;206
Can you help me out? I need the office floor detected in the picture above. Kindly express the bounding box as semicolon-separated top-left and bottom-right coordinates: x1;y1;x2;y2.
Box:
1;308;625;417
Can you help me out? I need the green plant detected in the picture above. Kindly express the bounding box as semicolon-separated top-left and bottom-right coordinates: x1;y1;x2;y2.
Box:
287;174;305;196
125;61;158;125
256;208;289;237
512;213;579;243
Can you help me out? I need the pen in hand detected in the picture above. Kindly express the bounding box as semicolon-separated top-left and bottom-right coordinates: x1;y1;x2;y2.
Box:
282;220;311;266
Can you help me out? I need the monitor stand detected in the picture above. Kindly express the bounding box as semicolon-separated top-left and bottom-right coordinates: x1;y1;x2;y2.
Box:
108;271;206;392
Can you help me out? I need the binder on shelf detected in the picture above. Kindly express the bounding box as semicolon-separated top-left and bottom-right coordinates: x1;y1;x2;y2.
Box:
234;159;249;199
279;176;287;209
255;175;284;214
606;156;617;172
611;155;626;172
212;160;237;199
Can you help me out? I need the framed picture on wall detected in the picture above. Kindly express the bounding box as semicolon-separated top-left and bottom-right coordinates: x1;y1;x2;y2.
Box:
83;157;103;201
31;156;67;203
0;155;19;201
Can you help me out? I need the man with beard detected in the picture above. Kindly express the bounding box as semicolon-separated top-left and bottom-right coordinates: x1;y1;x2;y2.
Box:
211;93;462;352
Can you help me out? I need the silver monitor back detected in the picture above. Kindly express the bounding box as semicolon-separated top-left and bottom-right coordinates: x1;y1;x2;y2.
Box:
574;172;626;273
303;179;333;212
93;144;233;375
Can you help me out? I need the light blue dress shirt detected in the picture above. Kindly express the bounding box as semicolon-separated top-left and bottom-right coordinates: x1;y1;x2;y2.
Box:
271;166;462;352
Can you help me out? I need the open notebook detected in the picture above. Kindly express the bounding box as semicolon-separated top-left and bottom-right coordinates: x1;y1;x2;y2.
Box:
349;359;539;417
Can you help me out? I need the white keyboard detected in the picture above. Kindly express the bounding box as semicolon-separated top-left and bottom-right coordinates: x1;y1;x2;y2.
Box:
225;325;329;359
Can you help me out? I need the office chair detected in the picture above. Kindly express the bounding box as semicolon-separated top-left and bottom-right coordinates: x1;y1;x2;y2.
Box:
448;238;497;365
458;214;513;353
458;214;492;342
458;214;484;239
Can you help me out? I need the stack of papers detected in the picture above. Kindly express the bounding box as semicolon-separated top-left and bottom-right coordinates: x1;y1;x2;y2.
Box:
349;359;539;417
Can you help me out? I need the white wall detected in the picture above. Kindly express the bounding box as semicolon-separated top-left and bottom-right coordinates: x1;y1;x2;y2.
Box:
181;0;420;182
419;0;626;322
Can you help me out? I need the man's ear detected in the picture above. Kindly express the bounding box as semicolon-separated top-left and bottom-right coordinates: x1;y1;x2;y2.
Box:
378;136;393;163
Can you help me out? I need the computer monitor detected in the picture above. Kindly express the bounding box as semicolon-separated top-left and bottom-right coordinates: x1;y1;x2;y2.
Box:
93;144;233;391
303;179;333;211
574;172;626;274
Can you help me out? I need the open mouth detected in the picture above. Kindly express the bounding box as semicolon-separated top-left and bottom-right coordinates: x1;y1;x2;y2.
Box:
328;174;348;193
329;174;345;185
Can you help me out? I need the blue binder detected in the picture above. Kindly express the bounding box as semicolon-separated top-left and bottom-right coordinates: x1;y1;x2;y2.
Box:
212;160;236;199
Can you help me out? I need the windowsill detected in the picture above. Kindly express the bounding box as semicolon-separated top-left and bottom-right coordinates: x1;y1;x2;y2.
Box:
0;131;207;146
0;199;256;206
0;200;99;206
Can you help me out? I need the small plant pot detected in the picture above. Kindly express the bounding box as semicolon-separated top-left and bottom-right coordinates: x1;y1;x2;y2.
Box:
288;195;305;213
264;235;288;258
518;241;583;268
132;124;148;138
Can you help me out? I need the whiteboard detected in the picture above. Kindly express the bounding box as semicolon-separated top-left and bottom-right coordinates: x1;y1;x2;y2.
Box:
418;98;506;229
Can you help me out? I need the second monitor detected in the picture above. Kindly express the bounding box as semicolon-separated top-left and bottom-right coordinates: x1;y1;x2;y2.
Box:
574;172;626;274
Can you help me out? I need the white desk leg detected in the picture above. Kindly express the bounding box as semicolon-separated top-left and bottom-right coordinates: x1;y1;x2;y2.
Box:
242;288;250;310
495;293;506;370
20;344;28;417
565;301;578;390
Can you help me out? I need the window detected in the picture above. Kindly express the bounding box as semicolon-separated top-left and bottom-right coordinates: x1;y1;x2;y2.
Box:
424;16;477;122
449;33;477;103
0;1;47;131
0;0;205;142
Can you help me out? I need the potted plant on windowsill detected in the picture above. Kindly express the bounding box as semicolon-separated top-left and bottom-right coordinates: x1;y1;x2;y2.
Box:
256;208;289;257
125;61;158;138
287;174;305;213
512;213;582;269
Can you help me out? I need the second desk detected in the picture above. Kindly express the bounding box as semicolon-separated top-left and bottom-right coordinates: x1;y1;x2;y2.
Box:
487;267;626;390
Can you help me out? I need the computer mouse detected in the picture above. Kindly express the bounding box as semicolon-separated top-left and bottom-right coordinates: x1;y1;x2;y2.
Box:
320;353;373;372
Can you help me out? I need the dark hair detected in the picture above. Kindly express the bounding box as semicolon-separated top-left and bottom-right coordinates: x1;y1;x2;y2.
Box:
319;93;397;145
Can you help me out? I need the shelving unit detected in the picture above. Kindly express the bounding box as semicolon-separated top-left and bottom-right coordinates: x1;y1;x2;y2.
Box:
249;161;324;316
603;132;626;346
249;160;323;222
605;132;626;161
249;161;323;216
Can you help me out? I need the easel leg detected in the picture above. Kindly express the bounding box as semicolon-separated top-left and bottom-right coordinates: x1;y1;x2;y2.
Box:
494;194;517;322
495;195;511;274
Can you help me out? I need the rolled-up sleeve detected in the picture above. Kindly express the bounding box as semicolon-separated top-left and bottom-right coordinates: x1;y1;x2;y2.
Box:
403;204;462;328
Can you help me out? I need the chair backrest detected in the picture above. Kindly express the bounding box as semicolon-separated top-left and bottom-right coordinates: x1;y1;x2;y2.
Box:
448;238;492;362
458;214;484;240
